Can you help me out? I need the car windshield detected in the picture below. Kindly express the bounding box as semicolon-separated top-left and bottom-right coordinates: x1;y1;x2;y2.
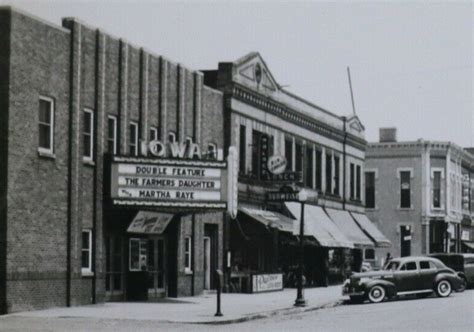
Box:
384;261;400;271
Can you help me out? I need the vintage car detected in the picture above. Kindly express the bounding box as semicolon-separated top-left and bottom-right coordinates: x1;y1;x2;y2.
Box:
429;253;474;290
342;256;464;304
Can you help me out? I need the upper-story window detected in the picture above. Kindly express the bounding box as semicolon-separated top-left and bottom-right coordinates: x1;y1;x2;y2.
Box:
365;171;376;208
350;163;355;199
107;115;118;155
356;165;361;200
315;149;322;190
285;137;293;171
207;143;217;160
432;170;442;208
129;122;138;156
400;170;412;208
38;96;55;154
305;145;313;188
83;109;94;161
334;155;340;196
239;124;246;173
150;126;159;142
325;153;332;194
295;141;304;177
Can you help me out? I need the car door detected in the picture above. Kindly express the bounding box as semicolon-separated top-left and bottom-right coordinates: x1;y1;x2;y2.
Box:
393;261;419;292
418;260;437;290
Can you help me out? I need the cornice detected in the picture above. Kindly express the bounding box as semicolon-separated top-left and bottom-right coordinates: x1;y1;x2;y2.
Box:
229;84;366;151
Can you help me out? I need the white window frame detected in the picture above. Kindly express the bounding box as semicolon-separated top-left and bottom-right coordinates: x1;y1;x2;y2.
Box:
129;122;139;156
184;236;192;273
150;126;159;142
107;115;118;155
38;96;55;155
397;168;414;209
431;168;445;210
83;108;94;162
81;229;93;275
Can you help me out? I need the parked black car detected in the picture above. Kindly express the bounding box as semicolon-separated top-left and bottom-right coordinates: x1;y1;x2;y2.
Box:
342;256;464;303
429;253;474;290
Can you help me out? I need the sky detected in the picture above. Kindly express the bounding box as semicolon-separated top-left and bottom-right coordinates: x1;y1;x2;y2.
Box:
3;0;473;147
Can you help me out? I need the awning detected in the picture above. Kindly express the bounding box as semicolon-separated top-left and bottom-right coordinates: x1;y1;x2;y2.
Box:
239;207;294;233
127;211;174;234
350;212;391;248
285;202;353;248
325;208;374;248
462;241;474;250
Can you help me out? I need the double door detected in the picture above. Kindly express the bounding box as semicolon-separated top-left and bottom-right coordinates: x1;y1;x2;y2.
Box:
146;238;166;298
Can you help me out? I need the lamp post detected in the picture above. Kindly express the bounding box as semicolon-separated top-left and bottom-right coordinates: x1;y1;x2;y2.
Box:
294;188;308;307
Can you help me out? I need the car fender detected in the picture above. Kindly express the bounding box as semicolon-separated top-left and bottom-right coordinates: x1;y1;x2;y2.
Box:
456;272;466;281
433;272;460;289
364;279;397;297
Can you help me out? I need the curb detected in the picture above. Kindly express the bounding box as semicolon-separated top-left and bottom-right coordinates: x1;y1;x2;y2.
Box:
185;299;344;325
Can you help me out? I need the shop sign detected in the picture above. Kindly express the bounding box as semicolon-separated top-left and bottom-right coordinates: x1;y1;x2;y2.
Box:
110;156;227;209
259;134;270;179
267;155;287;175
266;186;299;202
251;273;283;293
261;171;302;183
127;211;173;234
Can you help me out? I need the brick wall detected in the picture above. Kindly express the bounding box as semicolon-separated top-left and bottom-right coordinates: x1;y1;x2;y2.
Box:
1;7;225;313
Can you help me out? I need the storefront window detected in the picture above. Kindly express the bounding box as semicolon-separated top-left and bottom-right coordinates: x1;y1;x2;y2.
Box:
129;238;147;271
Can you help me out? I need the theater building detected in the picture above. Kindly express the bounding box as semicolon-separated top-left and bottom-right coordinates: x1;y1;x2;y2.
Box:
0;7;227;313
203;53;390;291
365;128;474;264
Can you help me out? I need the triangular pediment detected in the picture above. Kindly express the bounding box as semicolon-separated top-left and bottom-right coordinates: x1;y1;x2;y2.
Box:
346;115;365;135
233;52;279;95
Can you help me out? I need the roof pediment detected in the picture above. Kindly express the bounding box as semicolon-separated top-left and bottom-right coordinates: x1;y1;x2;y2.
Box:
233;52;279;95
346;115;365;138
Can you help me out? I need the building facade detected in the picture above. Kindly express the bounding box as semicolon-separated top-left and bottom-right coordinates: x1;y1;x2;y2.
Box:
0;7;226;313
204;53;390;290
365;128;474;265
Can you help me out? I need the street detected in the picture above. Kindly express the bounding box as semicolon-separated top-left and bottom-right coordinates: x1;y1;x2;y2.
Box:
0;290;472;331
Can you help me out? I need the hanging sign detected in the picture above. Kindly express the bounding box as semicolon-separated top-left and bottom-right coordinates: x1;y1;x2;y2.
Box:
267;155;287;175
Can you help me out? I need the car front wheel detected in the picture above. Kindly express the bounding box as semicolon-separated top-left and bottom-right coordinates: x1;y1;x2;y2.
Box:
367;285;386;303
436;280;452;297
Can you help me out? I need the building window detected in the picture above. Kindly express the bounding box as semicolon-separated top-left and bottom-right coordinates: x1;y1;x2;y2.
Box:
150;126;159;142
325;153;332;194
433;171;442;208
129;122;138;156
83;109;94;161
364;248;375;260
107;115;118;154
239;125;246;173
184;236;192;272
365;171;376;208
334;155;340;196
350;163;355;199
285;137;293;171
400;171;411;208
295;141;303;175
315;149;322;190
38;96;54;154
168;131;176;143
207;143;217;160
305;145;313;188
81;230;92;274
356;165;361;200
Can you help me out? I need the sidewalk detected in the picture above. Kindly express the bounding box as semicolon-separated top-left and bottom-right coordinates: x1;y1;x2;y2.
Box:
5;286;344;324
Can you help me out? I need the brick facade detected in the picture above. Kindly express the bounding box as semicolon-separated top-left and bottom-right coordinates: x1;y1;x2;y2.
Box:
0;7;225;313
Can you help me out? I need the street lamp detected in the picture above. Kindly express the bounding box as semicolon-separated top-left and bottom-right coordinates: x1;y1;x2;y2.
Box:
294;188;308;307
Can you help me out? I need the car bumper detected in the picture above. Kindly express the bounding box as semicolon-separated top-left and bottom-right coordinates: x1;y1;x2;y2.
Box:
342;285;365;296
